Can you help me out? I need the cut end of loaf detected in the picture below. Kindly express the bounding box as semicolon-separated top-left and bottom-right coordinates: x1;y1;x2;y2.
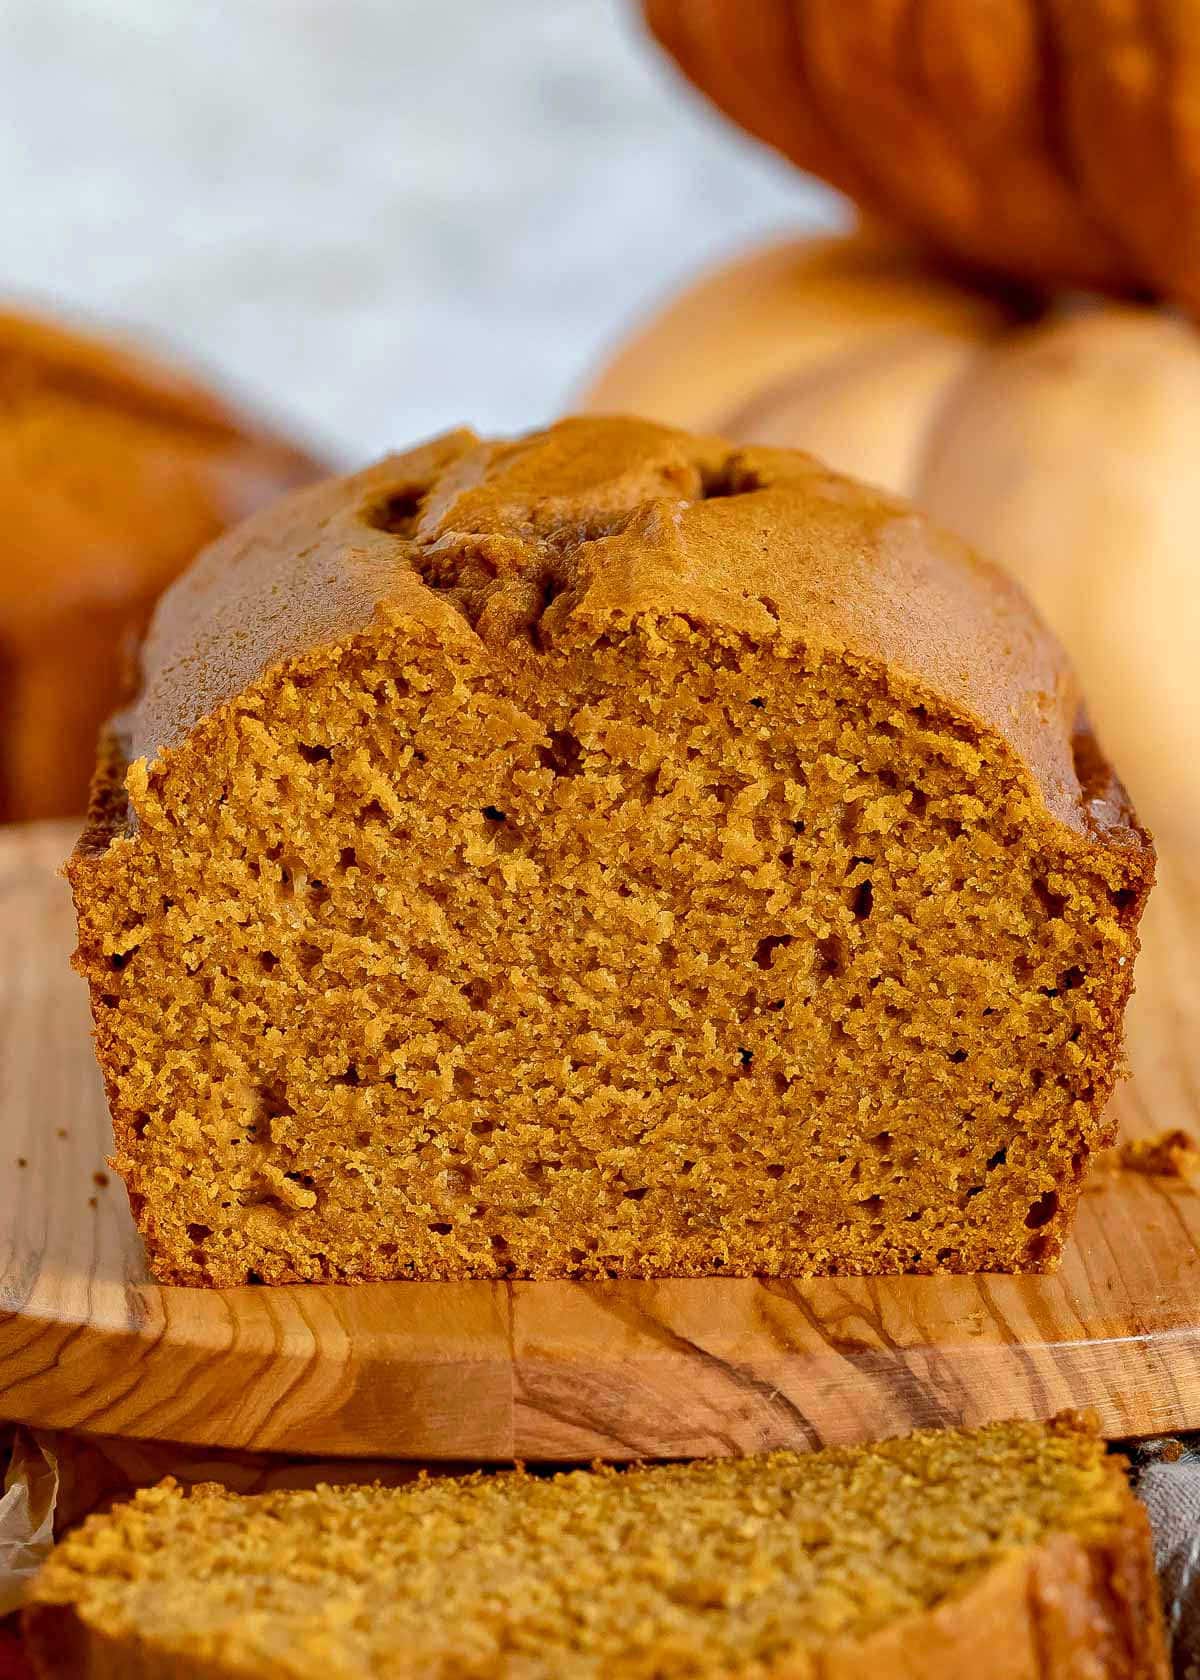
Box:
23;1414;1166;1678
72;631;1148;1286
68;418;1153;1287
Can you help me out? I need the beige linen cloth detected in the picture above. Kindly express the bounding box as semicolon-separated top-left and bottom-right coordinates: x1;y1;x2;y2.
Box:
1133;1436;1200;1679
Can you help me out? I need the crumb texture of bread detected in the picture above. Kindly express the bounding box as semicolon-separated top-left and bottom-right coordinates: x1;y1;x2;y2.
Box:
69;416;1153;1286
23;1416;1168;1680
0;307;322;821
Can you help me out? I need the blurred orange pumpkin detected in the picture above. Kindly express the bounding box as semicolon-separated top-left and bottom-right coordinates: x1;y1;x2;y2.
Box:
583;231;1200;838
644;0;1200;312
0;309;325;822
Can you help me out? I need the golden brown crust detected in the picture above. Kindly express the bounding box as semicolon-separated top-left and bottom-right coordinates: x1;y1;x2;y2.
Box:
0;306;325;820
824;1526;1169;1679
24;1605;220;1680
28;1546;1159;1680
128;414;1145;851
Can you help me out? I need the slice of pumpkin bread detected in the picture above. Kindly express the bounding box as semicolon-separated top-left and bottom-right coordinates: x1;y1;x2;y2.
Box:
24;1415;1167;1679
68;416;1153;1285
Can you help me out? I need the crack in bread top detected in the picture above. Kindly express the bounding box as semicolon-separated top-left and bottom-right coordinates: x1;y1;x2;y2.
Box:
129;416;1137;843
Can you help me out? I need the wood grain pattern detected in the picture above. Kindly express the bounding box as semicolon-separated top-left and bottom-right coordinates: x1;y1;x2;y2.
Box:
2;819;1198;1460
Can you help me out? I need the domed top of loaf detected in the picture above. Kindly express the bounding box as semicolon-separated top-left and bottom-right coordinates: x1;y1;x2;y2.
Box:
130;414;1143;847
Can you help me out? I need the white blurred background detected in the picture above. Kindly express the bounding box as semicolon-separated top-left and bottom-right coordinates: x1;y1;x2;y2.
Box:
1;0;837;460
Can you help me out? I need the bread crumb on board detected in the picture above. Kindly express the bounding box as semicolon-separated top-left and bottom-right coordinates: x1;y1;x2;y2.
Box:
1093;1128;1200;1182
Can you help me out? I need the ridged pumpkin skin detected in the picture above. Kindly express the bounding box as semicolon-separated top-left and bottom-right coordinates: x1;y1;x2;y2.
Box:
644;0;1200;312
583;231;1200;840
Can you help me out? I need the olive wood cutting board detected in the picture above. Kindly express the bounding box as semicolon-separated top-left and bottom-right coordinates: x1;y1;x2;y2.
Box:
2;818;1198;1461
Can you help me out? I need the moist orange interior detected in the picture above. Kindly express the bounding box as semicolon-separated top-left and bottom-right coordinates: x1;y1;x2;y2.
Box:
73;575;1142;1286
27;1419;1142;1676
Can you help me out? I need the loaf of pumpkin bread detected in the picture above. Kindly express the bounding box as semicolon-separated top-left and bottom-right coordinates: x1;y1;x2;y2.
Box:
69;416;1153;1286
23;1414;1168;1679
